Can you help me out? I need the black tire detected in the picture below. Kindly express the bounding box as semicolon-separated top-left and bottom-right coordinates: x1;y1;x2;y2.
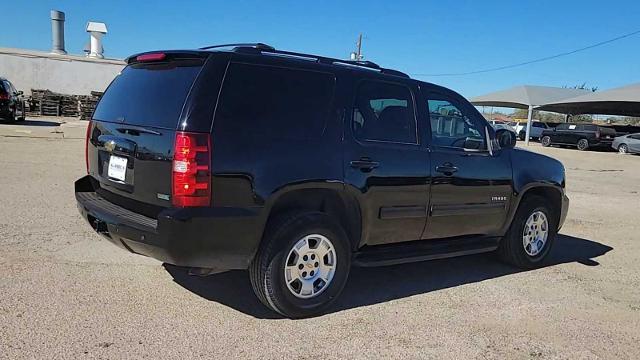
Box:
618;144;628;154
518;131;526;141
5;108;16;122
498;195;558;269
541;136;551;147
249;211;351;318
577;138;589;151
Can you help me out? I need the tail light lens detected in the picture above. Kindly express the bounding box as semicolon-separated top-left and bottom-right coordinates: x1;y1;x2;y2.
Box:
172;131;211;207
85;120;92;173
0;92;8;100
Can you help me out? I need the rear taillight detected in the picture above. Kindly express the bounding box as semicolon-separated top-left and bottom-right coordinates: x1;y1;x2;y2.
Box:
85;120;92;173
0;92;8;100
172;131;211;207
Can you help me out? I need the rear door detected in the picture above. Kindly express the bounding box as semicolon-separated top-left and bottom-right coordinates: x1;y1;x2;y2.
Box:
422;88;512;239
343;79;429;246
87;52;220;214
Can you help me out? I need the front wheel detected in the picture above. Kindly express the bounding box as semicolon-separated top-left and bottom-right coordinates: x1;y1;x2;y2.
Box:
618;144;628;154
577;138;589;151
250;212;351;318
541;136;551;147
498;195;557;269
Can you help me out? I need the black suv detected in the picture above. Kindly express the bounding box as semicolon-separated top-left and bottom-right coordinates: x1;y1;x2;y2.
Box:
0;77;26;122
541;123;617;151
76;44;569;318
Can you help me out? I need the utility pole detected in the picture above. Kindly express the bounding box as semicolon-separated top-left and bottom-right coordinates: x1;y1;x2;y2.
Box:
350;33;363;61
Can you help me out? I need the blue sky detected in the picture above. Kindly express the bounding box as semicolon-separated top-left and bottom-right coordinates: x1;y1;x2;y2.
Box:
1;0;639;98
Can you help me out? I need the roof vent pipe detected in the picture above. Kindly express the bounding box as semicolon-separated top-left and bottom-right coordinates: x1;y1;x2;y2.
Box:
86;22;108;59
50;10;67;55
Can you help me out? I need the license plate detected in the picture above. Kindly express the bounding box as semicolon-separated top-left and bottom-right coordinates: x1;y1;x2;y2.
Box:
108;155;128;181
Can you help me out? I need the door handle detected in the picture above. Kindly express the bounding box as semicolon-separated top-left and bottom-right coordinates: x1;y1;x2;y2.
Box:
350;158;380;172
436;163;458;175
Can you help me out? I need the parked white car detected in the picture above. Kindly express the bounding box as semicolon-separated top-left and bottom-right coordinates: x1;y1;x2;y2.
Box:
515;121;549;141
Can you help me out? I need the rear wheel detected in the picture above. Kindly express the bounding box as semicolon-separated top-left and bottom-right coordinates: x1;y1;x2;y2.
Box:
5;108;16;122
618;144;628;154
250;212;351;318
498;195;557;269
518;131;526;141
577;138;589;151
541;136;551;147
17;101;26;121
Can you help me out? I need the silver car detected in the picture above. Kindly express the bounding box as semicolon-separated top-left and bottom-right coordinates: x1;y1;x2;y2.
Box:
612;133;640;154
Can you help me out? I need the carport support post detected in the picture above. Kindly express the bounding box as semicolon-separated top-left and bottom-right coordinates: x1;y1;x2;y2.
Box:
525;105;533;146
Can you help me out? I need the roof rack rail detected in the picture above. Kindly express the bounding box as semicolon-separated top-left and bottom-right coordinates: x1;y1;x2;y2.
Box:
202;43;410;78
199;43;275;51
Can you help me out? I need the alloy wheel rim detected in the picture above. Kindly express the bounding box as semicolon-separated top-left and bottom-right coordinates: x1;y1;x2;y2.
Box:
284;234;336;299
542;137;550;146
578;140;588;150
619;145;627;153
522;211;549;257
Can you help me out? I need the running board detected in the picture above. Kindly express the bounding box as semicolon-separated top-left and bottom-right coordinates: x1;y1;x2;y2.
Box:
353;236;500;267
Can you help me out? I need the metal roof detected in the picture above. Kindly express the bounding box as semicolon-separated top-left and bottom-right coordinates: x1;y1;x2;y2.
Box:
536;83;640;117
469;85;591;109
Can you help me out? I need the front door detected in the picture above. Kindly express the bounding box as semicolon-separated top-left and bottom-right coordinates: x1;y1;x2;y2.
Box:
421;89;512;239
343;79;430;246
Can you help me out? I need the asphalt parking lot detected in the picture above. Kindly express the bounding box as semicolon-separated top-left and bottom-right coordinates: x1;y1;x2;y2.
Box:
1;118;639;359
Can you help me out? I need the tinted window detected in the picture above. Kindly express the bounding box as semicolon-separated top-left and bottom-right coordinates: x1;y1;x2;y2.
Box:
353;81;416;144
555;124;569;130
215;63;334;140
427;98;486;150
533;122;546;128
93;60;203;129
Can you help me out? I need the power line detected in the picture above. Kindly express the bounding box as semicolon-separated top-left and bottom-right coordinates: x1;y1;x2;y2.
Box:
411;29;640;77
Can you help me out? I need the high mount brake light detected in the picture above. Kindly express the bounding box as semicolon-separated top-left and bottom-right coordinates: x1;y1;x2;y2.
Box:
136;53;167;62
172;131;211;207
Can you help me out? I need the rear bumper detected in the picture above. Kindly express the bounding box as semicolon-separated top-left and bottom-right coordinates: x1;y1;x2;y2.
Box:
590;139;614;148
75;175;264;270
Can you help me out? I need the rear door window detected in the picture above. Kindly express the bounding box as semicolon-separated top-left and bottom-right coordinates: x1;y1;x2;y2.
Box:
352;80;417;144
214;63;335;140
93;59;204;129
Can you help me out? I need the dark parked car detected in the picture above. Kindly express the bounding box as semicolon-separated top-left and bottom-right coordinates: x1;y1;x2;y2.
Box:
0;77;26;122
75;44;569;318
541;123;617;151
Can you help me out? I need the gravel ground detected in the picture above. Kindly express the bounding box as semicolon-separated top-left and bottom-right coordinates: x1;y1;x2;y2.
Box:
1;120;639;359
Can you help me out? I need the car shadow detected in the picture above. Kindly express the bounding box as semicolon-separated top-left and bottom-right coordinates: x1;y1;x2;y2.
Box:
4;119;62;127
163;234;612;319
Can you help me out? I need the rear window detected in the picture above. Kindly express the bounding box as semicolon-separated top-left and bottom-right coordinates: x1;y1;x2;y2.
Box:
93;60;203;129
214;63;335;140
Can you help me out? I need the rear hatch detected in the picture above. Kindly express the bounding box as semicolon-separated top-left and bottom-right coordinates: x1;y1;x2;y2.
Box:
598;126;617;140
86;51;219;217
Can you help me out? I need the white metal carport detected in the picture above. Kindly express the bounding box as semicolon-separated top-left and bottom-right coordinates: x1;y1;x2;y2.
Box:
469;85;591;145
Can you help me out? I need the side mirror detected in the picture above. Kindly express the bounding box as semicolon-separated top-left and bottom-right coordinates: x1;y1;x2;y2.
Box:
16;90;23;96
496;129;516;149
